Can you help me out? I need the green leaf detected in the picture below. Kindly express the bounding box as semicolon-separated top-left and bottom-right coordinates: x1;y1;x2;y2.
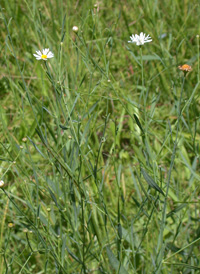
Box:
136;54;162;61
166;243;186;255
106;246;129;274
134;114;144;133
66;247;83;265
48;187;58;207
165;263;200;270
167;203;187;218
141;168;165;196
27;136;46;158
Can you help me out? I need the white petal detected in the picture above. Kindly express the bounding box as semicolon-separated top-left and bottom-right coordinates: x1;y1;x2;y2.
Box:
129;35;137;43
33;53;40;57
47;53;54;58
43;48;49;55
36;50;42;56
128;32;152;45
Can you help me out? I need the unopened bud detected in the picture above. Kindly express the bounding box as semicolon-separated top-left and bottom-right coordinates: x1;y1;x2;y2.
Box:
72;26;79;33
22;137;27;142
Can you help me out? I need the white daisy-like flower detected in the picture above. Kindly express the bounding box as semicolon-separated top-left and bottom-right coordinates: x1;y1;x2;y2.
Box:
128;32;152;46
0;180;4;187
33;48;54;60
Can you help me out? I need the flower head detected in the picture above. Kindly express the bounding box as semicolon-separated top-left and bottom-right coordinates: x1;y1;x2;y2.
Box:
178;64;192;72
72;26;79;33
128;32;152;46
8;223;15;228
33;48;54;61
0;180;4;188
22;137;27;142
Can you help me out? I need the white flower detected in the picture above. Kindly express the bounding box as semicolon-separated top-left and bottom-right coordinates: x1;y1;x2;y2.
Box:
0;180;4;187
33;48;54;60
128;32;152;46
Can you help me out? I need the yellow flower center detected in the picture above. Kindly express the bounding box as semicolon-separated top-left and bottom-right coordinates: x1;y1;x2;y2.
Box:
41;54;47;59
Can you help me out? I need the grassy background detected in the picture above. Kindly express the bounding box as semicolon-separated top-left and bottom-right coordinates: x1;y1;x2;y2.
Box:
0;0;200;273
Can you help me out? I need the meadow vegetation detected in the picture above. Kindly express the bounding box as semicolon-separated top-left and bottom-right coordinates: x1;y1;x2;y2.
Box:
0;0;200;273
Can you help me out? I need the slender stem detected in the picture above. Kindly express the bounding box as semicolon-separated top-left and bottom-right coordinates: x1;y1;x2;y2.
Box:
197;35;199;83
139;47;144;103
59;42;63;85
163;236;200;263
0;199;9;274
139;46;148;140
140;47;144;88
156;76;185;272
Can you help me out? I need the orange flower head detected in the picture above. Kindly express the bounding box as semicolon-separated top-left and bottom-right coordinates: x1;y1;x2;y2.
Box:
178;64;192;72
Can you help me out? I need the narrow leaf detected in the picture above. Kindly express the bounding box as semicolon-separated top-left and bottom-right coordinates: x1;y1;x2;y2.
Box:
66;247;83;264
141;168;165;196
48;187;58;207
134;114;144;133
106;246;128;274
27;136;46;158
167;203;187;218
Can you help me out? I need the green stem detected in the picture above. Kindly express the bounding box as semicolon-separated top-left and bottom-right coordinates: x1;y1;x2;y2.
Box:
197;35;199;83
139;46;145;103
140;47;144;88
59;42;63;85
156;76;185;272
163;237;200;263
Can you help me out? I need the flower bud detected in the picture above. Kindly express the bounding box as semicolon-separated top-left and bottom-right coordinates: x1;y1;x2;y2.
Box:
72;26;79;33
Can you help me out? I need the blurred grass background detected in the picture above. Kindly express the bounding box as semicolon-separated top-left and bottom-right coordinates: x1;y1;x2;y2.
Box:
0;0;200;273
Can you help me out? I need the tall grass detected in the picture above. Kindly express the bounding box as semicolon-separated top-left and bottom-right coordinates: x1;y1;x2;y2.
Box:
0;0;200;273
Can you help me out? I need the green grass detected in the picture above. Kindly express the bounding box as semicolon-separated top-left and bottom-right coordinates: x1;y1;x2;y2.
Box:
0;0;200;273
